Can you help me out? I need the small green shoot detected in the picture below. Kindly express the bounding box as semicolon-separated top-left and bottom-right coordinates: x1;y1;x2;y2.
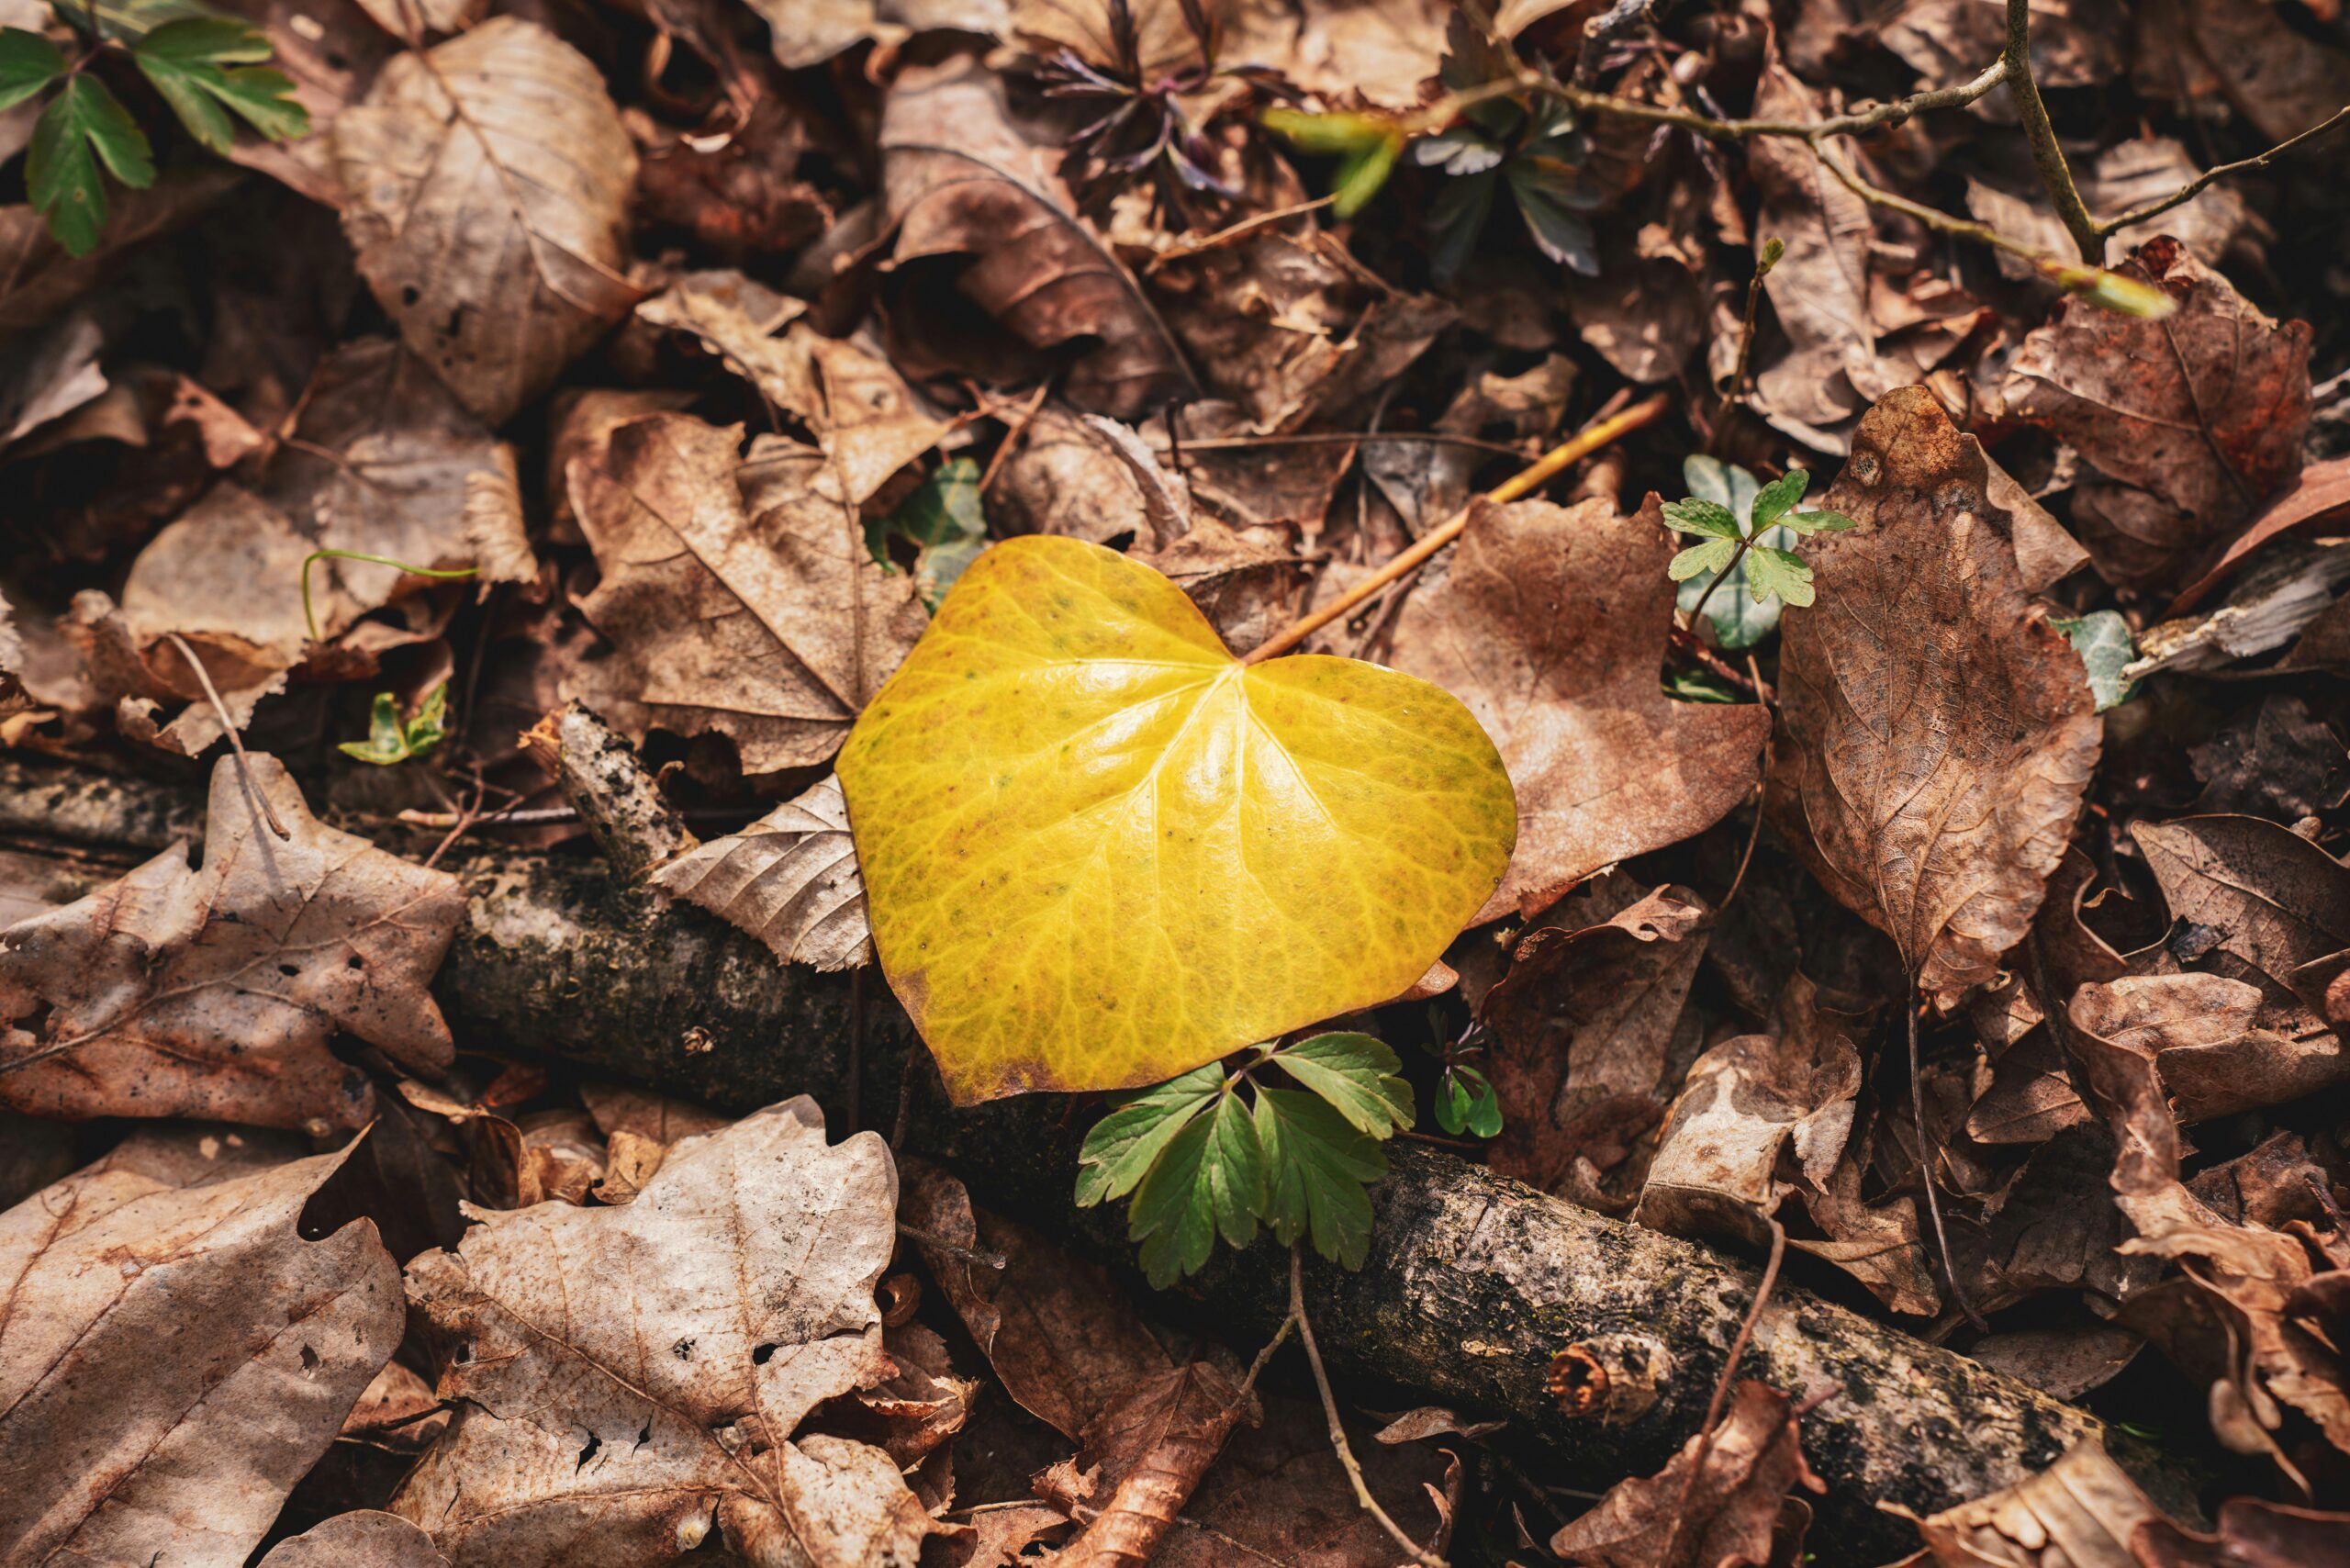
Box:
1664;460;1856;643
339;684;449;767
1436;1062;1502;1138
1074;1032;1414;1286
301;549;479;644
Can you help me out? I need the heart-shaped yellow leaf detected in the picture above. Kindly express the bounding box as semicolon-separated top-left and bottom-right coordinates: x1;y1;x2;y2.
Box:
838;535;1516;1103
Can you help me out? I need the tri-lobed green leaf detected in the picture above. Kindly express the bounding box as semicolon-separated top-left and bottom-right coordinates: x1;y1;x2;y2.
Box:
0;27;64;113
1662;460;1860;624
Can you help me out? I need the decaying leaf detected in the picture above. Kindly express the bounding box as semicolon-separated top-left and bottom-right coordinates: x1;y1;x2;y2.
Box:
1888;1442;2155;1567
1389;493;1769;920
259;1512;451;1568
2130;813;2350;1025
334;17;640;425
880;59;1192;419
650;774;871;969
0;1129;405;1568
1045;1361;1253;1568
1769;386;2101;1007
838;534;1516;1103
2002;236;2311;588
0;754;464;1129
390;1096;931;1568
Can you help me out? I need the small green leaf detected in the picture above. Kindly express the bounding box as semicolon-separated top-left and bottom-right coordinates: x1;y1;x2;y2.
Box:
1745;545;1815;607
1254;1086;1384;1270
1662;666;1743;703
1074;1062;1224;1208
1660;498;1741;541
28;74;155;256
1203;1090;1268;1249
1330;130;1403;218
1273;1032;1412;1137
1505;159;1597;276
1667;537;1738;583
1427;165;1497;284
1750;469;1808;531
2053;610;2137;712
338;684;452;766
0;28;66;114
1780;508;1859;535
868;456;988;609
1129;1108;1219;1287
1454;1065;1503;1138
134;17;308;154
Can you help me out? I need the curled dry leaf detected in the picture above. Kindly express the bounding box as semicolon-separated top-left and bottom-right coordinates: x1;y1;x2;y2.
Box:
1390;494;1770;921
390;1096;931;1568
569;411;926;774
0;755;464;1130
0;1129;404;1568
880;59;1192;420
1747;57;1876;447
1888;1441;2154;1568
258;1512;451;1568
2129;813;2350;1026
1768;386;2101;1008
649;773;873;970
334;17;640;425
1045;1361;1253;1568
2002;236;2311;589
1549;1380;1822;1568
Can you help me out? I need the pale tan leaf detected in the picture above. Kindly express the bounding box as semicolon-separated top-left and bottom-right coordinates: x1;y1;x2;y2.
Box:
259;1512;451;1568
650;774;872;970
1890;1442;2155;1567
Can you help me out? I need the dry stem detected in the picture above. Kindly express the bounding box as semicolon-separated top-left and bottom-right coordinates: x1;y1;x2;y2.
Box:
162;633;289;841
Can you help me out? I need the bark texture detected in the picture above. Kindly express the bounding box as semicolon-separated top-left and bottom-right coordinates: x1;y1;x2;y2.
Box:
0;757;2199;1558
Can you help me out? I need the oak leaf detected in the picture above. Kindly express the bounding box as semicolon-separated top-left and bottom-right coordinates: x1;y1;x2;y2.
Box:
837;534;1516;1103
333;17;639;425
1768;386;2101;1008
0;754;464;1129
389;1096;930;1568
0;1129;404;1568
1388;493;1769;921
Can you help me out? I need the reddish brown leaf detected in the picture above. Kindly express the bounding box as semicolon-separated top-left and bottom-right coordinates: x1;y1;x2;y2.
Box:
1550;1381;1821;1568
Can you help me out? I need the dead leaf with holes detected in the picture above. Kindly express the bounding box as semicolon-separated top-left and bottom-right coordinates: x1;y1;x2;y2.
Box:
1389;493;1769;921
334;17;641;425
389;1096;931;1568
568;412;926;774
2002;236;2311;589
0;1128;404;1568
0;754;464;1130
1768;386;2101;1009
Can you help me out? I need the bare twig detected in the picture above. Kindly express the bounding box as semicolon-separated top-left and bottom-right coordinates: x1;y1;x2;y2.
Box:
1708;241;1780;449
1998;0;2098;260
897;1222;1007;1271
1662;1215;1786;1561
1718;654;1772;914
1242;394;1672;663
1909;994;1988;1330
162;633;289;841
1523;57;2008;144
2095;106;2350;237
1292;1247;1448;1568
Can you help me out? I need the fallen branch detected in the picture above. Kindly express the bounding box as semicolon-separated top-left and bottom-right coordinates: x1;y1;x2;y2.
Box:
0;756;2204;1559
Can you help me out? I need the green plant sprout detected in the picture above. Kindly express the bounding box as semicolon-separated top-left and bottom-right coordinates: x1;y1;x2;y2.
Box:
338;683;448;766
1;0;306;255
1664;464;1857;637
1074;1032;1414;1286
300;550;480;644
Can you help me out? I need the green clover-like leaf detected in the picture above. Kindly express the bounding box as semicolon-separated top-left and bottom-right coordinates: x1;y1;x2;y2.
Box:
1074;1061;1226;1209
1750;469;1809;530
133;17;308;154
1130;1089;1267;1287
1744;545;1815;607
1668;537;1738;583
1660;497;1741;541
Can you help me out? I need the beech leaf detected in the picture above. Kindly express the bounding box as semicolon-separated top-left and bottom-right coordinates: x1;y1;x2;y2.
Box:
837;534;1516;1103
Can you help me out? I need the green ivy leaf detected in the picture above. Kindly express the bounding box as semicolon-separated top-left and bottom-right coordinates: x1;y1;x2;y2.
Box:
2054;610;2137;712
1668;537;1738;583
1073;1061;1225;1209
133;17;308;154
0;27;65;114
1660;497;1741;541
1254;1085;1384;1270
1750;469;1808;531
1744;545;1815;607
1273;1032;1413;1137
867;456;988;610
28;74;154;256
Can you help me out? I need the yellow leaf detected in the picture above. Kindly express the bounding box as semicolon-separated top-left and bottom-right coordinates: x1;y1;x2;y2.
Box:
838;536;1516;1103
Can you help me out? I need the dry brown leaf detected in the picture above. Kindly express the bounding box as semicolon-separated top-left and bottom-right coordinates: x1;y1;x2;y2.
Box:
1550;1380;1822;1568
390;1096;931;1568
880;59;1192;419
2174;454;2350;611
1047;1361;1252;1567
1967;1326;2143;1402
334;17;640;425
1966;139;2250;281
2002;236;2311;588
1390;493;1770;920
1889;1441;2155;1567
2133;1495;2350;1566
569;411;925;774
0;1129;405;1568
649;773;872;970
259;1512;451;1568
1768;386;2100;1008
2132;0;2350;143
1878;0;2125;94
2131;814;2350;1025
1748;58;1875;448
0;755;464;1129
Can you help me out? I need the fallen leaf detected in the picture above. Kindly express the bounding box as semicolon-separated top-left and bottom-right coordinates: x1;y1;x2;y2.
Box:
1878;0;2125;95
0;754;464;1129
2002;236;2311;588
1965;139;2250;281
1388;493;1770;921
1047;1361;1252;1568
650;774;872;969
991;403;1188;548
569;411;927;774
754;0;1009;69
2133;1495;2350;1567
333;17;640;424
837;533;1516;1103
1768;386;2101;1008
1889;1442;2155;1567
2130;813;2350;1023
259;1512;451;1568
1967;1326;2143;1401
1550;1380;1822;1568
1748;57;1875;449
2172;455;2350;612
2189;696;2350;823
880;58;1192;419
390;1096;932;1568
2132;0;2350;143
0;1128;405;1568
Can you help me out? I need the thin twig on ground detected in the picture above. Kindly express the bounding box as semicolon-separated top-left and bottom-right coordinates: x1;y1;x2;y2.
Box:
1662;1215;1788;1559
1291;1247;1449;1568
162;633;289;841
1909;994;1988;1330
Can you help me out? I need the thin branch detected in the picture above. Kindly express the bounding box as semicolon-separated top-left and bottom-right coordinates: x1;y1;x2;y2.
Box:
1242;393;1671;663
1998;0;2099;260
1662;1216;1786;1561
1291;1248;1447;1568
162;633;289;841
1718;653;1772;915
2095;106;2350;237
1524;58;2007;144
1909;994;1987;1330
1168;430;1533;458
1708;242;1778;450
